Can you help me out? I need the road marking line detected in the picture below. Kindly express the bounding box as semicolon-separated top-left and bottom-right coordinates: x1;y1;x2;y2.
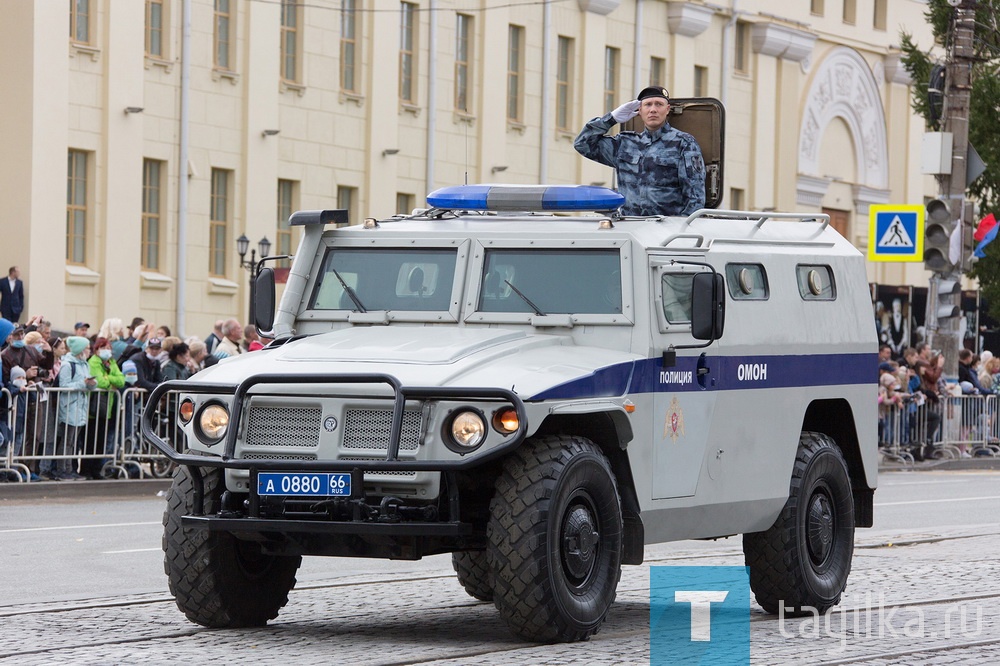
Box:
875;495;1000;507
0;521;159;534
103;548;161;554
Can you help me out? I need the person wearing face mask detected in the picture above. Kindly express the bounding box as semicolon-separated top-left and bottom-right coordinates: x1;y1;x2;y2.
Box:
55;336;96;480
120;359;142;454
83;338;125;479
132;337;164;392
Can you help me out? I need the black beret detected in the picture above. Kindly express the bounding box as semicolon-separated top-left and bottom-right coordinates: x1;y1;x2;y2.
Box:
637;86;670;102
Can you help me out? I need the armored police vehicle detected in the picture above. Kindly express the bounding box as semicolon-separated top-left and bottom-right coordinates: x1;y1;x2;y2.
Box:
144;178;876;642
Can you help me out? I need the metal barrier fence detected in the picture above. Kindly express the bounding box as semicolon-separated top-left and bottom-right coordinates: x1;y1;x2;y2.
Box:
879;394;1000;464
0;385;177;482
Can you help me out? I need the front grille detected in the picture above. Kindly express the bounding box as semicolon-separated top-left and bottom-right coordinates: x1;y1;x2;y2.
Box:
240;453;317;461
245;405;321;448
341;456;417;477
343;408;422;451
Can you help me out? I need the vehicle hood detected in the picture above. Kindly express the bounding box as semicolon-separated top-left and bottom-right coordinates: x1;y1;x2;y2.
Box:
191;327;638;400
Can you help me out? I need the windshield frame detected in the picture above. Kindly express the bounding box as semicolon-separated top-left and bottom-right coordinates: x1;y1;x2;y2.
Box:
302;238;470;323
465;239;634;326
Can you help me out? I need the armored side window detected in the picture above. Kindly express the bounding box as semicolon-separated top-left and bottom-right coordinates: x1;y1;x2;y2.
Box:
725;263;768;300
661;273;694;323
796;264;836;301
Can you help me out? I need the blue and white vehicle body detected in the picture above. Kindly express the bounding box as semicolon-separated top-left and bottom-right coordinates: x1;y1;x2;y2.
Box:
146;184;876;636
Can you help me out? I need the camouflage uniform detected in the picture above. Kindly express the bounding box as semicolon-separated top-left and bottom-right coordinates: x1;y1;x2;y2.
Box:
574;113;706;216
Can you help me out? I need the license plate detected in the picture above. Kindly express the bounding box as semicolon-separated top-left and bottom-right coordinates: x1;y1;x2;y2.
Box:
257;472;352;497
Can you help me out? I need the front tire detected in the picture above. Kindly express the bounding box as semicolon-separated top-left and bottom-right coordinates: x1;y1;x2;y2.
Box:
487;435;622;642
452;551;493;601
743;431;855;615
162;466;301;627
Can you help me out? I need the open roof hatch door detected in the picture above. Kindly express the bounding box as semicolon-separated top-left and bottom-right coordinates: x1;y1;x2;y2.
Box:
624;97;725;210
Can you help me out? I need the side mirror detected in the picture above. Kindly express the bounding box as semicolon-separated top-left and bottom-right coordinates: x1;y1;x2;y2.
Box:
253;267;276;332
691;272;725;341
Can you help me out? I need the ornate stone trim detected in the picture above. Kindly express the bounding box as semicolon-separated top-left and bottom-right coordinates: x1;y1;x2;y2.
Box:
796;174;831;207
798;47;888;190
666;2;714;37
883;53;913;86
577;0;621;16
852;184;891;215
751;22;816;63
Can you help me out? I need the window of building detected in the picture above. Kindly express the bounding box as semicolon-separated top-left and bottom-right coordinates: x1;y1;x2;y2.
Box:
734;21;749;74
210;169;230;277
70;0;91;44
649;57;665;87
337;186;357;226
276;180;296;268
873;0;887;30
604;47;619;113
810;0;823;16
507;25;524;123
146;0;164;57
843;0;856;25
455;14;473;112
341;0;358;92
694;65;708;97
66;150;88;264
556;36;573;131
729;187;745;210
396;192;414;215
214;0;233;70
142;159;163;271
281;0;300;83
399;2;417;103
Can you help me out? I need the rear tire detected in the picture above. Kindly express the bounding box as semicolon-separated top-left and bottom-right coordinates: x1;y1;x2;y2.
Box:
743;431;854;615
487;435;622;642
163;466;301;627
452;551;493;601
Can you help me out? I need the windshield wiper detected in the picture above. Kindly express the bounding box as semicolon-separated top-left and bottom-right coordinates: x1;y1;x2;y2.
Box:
504;279;546;316
331;268;367;313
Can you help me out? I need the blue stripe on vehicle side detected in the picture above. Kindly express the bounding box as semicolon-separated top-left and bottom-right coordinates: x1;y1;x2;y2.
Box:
528;353;876;401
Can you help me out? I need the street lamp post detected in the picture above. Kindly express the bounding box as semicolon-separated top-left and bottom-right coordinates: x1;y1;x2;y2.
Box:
236;234;271;325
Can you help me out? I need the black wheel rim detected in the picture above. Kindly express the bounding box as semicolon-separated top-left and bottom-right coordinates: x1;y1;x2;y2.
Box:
805;483;835;568
560;490;601;588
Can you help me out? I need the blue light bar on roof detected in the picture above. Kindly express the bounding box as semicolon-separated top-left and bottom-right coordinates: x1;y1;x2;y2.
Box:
426;185;625;212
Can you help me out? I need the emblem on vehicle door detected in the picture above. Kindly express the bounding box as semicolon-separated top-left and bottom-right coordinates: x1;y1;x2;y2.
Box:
663;396;685;443
323;416;338;432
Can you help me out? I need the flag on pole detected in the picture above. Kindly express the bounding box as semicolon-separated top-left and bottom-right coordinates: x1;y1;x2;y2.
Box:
973;213;997;242
975;220;999;259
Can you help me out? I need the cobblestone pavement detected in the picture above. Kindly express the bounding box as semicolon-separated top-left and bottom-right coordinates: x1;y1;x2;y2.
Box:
2;525;999;665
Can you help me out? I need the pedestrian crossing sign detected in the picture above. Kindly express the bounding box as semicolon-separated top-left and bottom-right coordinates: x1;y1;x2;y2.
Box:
867;204;924;262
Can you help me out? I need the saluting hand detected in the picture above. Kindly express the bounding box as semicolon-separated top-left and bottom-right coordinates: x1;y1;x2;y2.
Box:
611;100;640;123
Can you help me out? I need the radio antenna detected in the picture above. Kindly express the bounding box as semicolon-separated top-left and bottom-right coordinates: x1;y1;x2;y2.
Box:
464;119;469;185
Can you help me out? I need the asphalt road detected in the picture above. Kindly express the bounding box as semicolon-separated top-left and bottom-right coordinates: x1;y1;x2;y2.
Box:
2;469;999;664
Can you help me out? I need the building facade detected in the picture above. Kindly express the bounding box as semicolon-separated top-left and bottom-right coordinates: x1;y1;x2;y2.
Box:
0;0;937;337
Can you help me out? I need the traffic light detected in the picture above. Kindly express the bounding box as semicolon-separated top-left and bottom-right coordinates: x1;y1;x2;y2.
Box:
936;277;960;320
924;198;954;273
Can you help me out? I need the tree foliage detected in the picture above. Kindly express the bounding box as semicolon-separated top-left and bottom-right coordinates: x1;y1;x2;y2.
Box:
901;0;1000;318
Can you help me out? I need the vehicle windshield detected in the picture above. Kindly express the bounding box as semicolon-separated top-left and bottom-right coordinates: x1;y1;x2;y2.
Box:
478;249;622;315
309;247;458;311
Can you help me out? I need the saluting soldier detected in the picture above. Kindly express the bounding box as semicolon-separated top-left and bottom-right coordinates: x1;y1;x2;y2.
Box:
574;86;706;217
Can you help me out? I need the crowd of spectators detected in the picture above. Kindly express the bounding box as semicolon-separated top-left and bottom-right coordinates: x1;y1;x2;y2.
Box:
0;314;272;482
878;341;999;461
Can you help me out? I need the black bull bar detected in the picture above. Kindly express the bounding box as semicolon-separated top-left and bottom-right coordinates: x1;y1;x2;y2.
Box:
140;374;528;513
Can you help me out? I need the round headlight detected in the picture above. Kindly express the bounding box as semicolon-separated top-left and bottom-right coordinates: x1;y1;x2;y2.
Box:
178;399;195;424
198;403;230;443
491;406;519;434
450;410;486;449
